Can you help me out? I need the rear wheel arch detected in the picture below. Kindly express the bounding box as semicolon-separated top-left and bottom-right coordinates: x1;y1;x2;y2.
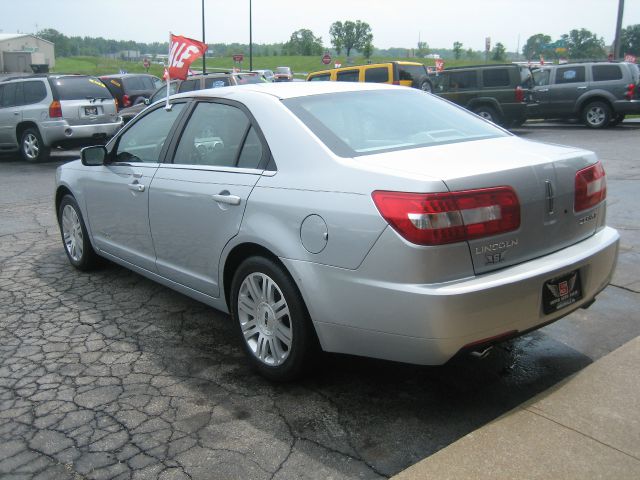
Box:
223;242;289;309
16;121;39;143
577;95;613;115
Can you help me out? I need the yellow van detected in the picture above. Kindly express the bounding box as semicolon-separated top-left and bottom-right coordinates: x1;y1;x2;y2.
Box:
306;61;433;92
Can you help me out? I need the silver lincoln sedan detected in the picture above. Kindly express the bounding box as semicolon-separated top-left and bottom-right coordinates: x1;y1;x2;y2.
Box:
55;82;619;381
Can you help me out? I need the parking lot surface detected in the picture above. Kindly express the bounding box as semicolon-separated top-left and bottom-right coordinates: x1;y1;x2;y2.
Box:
1;121;639;479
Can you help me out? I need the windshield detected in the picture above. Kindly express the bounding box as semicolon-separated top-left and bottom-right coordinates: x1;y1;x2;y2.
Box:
235;74;267;84
284;89;507;157
276;67;291;74
55;77;112;100
150;82;178;102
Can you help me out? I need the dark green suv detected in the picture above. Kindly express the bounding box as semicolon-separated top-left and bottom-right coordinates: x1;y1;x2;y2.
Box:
430;64;531;127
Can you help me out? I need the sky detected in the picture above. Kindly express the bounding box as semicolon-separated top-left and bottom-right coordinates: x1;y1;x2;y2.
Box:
1;0;639;52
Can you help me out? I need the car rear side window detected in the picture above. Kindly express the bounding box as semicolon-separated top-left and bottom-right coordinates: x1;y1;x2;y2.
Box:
592;65;623;81
482;69;510;87
55;77;112;100
284;89;507;157
449;71;478;89
237;127;264;169
115;103;185;163
555;66;585;84
22;81;47;105
309;74;331;81
123;77;146;91
173;102;251;168
398;65;426;81
337;70;359;82
178;79;199;93
205;77;231;88
365;67;389;83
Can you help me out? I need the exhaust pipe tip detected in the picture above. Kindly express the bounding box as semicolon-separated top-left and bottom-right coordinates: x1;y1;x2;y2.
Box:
469;346;493;359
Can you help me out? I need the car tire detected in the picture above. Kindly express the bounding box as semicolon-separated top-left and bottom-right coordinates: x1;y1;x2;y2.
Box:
419;79;433;93
609;113;625;127
58;195;100;271
230;256;318;382
473;106;501;125
20;127;50;162
582;101;611;129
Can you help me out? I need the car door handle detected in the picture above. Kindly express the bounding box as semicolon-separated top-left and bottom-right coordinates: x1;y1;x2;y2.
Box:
577;86;587;90
128;183;145;192
537;88;549;92
212;193;241;206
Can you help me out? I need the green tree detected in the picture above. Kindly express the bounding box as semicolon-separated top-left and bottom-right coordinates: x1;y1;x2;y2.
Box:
466;48;478;60
329;20;373;57
416;41;429;57
562;28;606;59
491;42;507;61
453;41;463;59
621;24;640;56
283;29;324;56
362;36;374;60
37;28;70;56
522;33;552;59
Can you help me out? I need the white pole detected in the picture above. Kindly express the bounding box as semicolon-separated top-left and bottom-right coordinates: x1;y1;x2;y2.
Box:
165;32;171;110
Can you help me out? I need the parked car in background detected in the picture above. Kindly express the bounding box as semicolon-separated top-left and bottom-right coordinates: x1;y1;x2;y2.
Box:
118;73;266;124
0;74;121;161
429;64;531;127
527;61;640;128
307;61;433;92
274;66;293;82
100;73;162;109
55;82;618;381
251;69;275;82
118;81;179;124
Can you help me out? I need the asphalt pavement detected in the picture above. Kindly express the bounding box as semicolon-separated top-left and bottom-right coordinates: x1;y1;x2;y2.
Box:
0;121;639;479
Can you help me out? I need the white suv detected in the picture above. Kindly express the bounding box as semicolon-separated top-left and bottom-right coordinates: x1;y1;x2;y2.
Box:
0;74;122;161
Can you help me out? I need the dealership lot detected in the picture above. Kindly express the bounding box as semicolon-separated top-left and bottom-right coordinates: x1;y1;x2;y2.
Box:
1;122;639;479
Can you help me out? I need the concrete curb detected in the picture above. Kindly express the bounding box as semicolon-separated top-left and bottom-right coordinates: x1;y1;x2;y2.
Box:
392;336;640;480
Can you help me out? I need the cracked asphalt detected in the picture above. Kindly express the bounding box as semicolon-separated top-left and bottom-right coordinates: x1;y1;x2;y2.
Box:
1;122;639;480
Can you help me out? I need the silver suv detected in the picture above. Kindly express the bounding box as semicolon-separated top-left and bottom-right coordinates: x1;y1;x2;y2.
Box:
528;61;640;128
0;74;122;161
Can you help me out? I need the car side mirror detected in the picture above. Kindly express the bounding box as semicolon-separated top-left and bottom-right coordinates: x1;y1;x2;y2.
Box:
144;98;150;105
81;145;108;166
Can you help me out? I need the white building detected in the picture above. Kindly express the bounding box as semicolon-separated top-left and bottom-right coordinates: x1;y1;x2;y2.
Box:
0;34;55;73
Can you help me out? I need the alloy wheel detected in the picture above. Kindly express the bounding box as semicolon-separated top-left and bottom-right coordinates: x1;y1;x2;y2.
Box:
61;205;84;262
586;107;606;127
23;133;40;160
237;272;292;366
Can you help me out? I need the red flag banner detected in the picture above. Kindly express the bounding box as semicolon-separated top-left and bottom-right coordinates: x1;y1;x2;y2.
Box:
168;34;207;80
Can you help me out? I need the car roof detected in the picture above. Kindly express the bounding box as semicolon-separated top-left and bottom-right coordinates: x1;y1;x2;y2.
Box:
100;73;157;78
171;80;397;101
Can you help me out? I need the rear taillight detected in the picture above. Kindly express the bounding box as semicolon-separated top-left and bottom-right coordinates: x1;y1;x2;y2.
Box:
122;94;131;107
575;161;606;212
515;85;525;102
48;100;62;118
625;83;636;100
372;187;520;246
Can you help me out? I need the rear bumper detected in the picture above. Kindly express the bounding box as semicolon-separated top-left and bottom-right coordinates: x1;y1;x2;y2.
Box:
40;118;123;146
612;99;640;115
283;226;619;365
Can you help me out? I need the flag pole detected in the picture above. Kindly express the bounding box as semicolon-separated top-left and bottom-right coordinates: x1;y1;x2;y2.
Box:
165;32;171;110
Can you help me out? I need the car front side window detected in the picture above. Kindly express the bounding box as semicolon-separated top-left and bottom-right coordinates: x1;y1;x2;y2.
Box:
115;103;185;163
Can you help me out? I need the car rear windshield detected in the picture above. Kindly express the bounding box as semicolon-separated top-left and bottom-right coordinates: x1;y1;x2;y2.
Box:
284;89;507;157
54;77;112;100
234;74;266;85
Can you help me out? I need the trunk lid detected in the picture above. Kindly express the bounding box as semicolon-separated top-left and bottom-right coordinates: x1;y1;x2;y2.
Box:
359;136;604;274
51;76;119;125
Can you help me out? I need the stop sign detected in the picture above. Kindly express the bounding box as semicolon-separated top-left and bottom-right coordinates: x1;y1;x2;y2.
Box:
322;53;331;65
143;58;150;69
233;54;244;62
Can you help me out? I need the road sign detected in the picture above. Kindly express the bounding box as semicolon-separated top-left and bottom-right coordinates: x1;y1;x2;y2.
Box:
232;54;244;62
435;58;445;72
624;53;637;63
485;37;491;52
143;58;150;71
322;53;331;65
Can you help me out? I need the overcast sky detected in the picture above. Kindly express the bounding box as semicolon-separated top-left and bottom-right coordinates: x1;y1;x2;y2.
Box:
1;0;639;51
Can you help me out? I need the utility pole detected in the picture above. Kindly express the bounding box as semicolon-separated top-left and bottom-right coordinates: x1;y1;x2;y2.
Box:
202;0;206;73
249;0;253;71
613;0;625;59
